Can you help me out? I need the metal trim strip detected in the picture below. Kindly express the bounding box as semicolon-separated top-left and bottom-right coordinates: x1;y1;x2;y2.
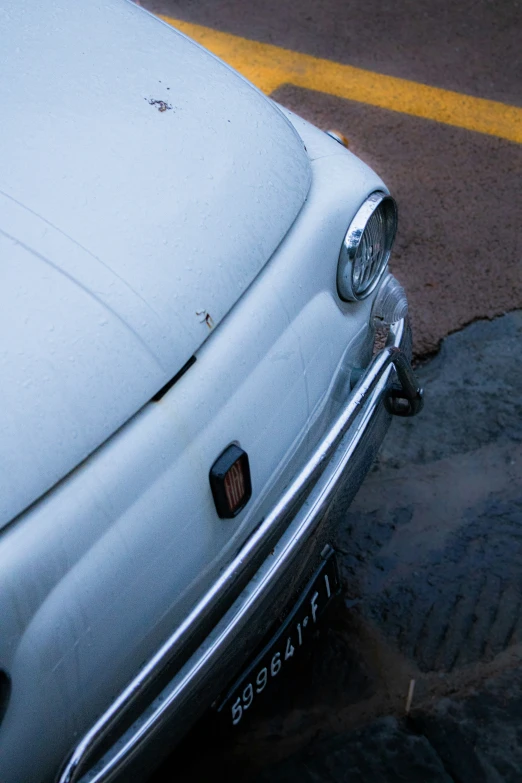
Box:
59;318;411;783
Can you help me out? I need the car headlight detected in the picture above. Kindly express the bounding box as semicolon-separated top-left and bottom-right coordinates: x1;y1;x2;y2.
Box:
337;191;398;301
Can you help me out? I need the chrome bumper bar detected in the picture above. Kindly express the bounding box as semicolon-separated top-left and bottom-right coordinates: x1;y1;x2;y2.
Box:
58;317;422;783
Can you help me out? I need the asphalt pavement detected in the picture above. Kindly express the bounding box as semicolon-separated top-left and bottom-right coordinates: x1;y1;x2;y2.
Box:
145;0;522;356
140;2;522;780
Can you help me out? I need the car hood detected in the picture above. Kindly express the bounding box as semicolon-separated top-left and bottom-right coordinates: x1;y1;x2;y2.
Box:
0;0;311;527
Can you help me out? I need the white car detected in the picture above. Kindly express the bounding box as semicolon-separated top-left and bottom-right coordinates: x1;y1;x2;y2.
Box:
0;2;422;782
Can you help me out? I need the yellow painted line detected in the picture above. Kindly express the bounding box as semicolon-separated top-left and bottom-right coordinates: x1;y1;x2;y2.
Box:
160;15;522;145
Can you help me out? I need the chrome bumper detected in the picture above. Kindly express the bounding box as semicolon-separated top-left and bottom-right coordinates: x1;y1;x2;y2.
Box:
58;317;421;783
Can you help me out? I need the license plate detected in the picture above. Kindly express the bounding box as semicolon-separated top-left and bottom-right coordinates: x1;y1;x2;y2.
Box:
216;550;340;727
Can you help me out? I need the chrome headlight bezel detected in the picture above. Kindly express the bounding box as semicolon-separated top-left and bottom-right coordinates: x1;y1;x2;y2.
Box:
337;191;398;302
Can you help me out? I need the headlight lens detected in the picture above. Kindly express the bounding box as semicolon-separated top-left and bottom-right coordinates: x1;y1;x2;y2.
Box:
337;192;398;301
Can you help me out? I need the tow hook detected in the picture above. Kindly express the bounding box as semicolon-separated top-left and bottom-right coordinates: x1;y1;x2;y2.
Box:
384;347;424;417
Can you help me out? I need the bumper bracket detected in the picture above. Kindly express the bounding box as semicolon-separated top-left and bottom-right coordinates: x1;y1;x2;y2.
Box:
384;347;424;417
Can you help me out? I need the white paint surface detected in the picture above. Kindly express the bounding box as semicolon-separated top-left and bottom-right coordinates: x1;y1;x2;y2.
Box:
0;0;310;525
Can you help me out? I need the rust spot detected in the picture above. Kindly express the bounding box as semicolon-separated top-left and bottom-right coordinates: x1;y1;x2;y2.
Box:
146;98;172;112
196;310;215;329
